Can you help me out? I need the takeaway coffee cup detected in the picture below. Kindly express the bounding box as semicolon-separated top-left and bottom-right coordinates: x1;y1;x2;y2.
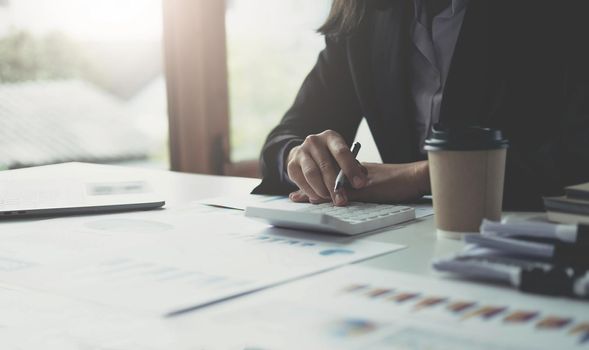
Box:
424;125;509;239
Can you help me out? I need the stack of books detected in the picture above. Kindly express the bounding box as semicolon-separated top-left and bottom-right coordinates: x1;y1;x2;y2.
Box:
544;182;589;224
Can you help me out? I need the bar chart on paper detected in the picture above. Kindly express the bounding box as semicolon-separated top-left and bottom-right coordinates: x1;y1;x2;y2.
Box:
179;266;589;350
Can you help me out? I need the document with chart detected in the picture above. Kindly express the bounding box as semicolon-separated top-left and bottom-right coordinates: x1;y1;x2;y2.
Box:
175;265;589;350
0;205;403;316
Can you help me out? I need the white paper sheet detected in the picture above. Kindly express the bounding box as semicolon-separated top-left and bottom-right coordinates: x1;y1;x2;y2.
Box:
0;206;404;316
173;265;589;350
197;194;285;210
0;283;179;349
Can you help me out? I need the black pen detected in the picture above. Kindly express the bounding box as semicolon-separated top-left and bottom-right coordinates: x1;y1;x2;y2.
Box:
334;142;361;192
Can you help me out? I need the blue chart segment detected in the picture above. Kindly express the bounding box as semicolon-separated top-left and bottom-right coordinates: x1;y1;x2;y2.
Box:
326;318;380;338
320;249;355;256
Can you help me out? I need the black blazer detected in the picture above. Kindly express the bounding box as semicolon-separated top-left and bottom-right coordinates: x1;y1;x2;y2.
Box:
253;0;589;210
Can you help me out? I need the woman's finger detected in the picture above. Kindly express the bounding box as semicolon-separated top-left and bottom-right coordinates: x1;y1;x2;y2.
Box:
299;152;331;199
287;159;322;201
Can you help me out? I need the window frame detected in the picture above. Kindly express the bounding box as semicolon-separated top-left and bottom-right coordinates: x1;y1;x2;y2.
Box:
163;0;259;177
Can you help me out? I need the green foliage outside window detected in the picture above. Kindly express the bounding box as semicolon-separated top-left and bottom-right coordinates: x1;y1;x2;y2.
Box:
0;30;94;83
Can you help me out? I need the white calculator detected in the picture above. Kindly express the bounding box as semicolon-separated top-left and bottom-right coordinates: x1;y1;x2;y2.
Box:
245;200;415;235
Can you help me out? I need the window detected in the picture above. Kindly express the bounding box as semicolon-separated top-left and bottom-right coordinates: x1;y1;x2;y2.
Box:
225;0;331;162
163;0;381;176
0;0;168;169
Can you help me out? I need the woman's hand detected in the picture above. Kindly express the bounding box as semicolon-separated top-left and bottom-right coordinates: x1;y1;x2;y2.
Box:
290;160;430;205
347;161;430;203
286;130;368;206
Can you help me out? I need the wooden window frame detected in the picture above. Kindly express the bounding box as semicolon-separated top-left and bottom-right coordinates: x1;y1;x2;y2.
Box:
163;0;259;178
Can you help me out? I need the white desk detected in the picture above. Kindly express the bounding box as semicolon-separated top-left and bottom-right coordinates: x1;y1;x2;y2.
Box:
0;163;569;349
53;163;463;273
54;162;464;276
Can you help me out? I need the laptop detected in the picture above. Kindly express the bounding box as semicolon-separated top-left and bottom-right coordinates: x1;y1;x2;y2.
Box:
0;163;165;219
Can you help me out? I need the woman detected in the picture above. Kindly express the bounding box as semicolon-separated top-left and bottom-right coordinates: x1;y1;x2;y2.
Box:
253;0;589;210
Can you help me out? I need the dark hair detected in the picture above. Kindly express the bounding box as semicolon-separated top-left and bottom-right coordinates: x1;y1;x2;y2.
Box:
318;0;367;37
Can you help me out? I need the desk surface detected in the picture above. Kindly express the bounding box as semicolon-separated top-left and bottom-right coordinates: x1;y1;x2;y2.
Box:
164;167;461;276
2;163;558;348
4;162;467;275
62;162;464;277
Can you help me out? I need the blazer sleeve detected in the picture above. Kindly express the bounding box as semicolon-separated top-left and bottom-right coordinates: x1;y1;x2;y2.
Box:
502;7;589;210
252;35;364;195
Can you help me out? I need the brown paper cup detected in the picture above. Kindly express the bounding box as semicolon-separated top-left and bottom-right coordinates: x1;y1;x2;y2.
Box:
429;149;506;239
